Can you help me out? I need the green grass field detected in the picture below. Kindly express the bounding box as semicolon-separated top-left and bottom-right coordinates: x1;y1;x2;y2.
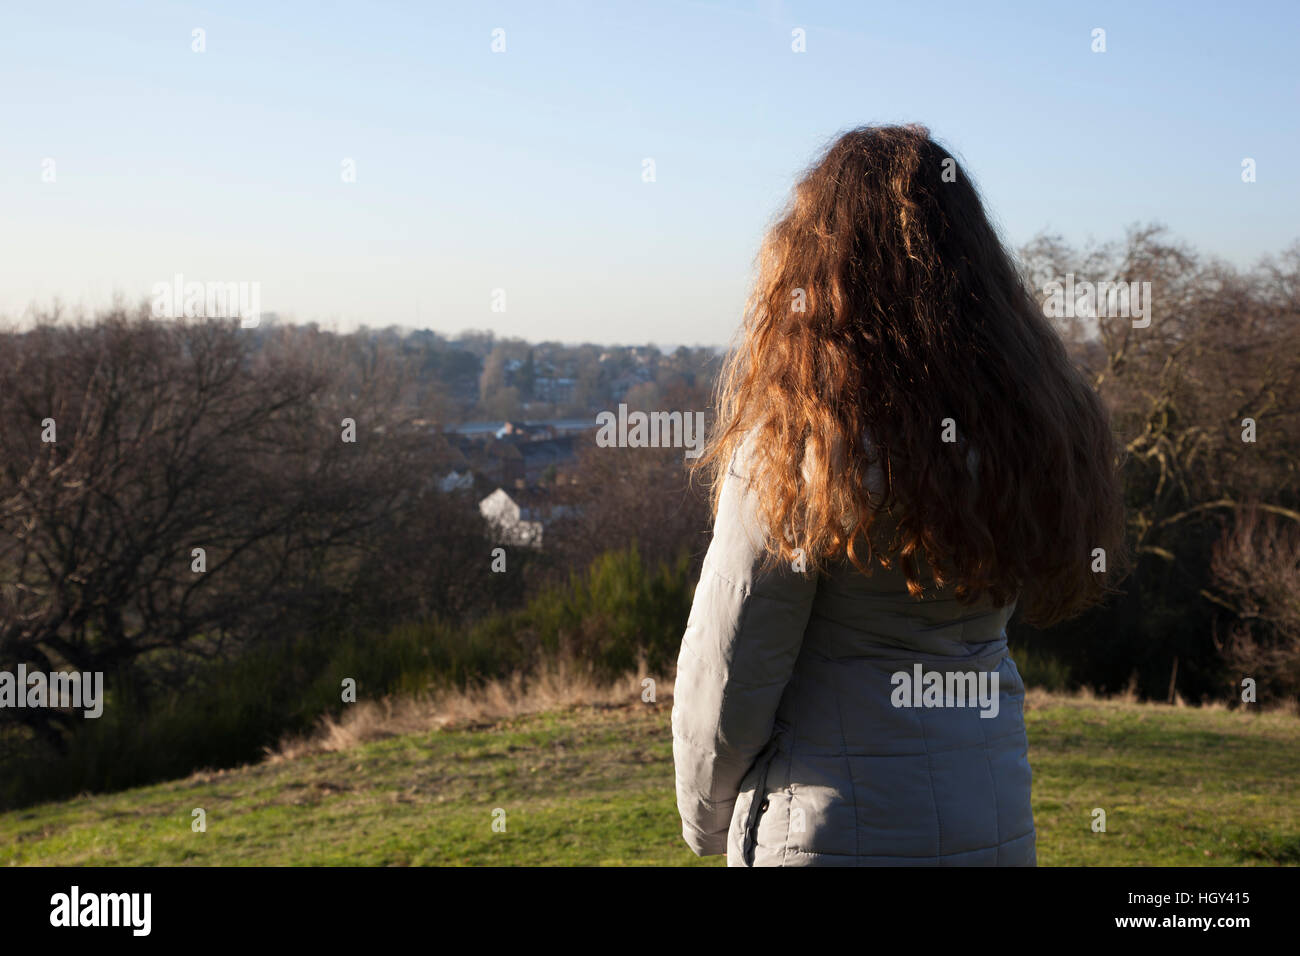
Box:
2;693;1296;866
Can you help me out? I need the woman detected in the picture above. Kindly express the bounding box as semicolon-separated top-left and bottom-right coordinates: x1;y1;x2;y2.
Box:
672;124;1127;866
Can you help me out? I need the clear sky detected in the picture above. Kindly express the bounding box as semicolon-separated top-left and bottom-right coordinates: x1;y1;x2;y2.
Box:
2;0;1296;346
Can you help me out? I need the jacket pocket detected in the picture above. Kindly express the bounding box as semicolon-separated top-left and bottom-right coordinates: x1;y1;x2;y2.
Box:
740;739;781;866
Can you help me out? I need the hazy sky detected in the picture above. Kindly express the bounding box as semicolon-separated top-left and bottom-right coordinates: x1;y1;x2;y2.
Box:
2;0;1296;346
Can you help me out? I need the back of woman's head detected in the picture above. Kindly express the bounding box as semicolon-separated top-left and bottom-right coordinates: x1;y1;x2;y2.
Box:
698;123;1128;628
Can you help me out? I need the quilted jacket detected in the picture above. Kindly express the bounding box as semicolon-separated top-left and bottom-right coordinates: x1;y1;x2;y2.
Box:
671;438;1036;866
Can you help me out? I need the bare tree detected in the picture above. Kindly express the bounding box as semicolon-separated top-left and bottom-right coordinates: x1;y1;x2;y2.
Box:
0;308;495;746
1209;504;1300;699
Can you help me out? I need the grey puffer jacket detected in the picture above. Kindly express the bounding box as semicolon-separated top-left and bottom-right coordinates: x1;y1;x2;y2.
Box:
672;441;1036;866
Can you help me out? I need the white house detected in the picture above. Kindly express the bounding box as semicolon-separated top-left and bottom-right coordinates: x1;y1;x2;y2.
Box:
479;488;544;548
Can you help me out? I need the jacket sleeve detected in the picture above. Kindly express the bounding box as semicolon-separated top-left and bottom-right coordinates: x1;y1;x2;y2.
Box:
671;448;819;856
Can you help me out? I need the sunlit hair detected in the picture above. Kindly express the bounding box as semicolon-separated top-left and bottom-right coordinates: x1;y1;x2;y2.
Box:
695;124;1128;628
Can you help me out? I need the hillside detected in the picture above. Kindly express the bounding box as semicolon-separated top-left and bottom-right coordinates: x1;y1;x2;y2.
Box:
2;692;1296;866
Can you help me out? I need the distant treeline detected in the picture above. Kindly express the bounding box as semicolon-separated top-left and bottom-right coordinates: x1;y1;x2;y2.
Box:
202;320;722;424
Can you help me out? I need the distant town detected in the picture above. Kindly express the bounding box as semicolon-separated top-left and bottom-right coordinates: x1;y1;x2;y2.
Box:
319;326;723;549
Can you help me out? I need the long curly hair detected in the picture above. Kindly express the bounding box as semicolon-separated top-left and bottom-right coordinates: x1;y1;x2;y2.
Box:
696;124;1128;628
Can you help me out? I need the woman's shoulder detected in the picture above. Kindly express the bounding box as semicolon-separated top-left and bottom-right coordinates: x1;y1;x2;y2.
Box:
723;423;971;510
727;426;888;499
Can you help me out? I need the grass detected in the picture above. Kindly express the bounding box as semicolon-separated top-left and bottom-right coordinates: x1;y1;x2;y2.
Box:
1;691;1296;866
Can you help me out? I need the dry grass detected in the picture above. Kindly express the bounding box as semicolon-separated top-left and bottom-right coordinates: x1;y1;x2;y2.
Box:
1022;682;1298;716
268;655;675;762
273;655;1297;763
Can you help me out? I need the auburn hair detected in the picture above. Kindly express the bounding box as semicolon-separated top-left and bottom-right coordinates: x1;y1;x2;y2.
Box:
695;124;1128;628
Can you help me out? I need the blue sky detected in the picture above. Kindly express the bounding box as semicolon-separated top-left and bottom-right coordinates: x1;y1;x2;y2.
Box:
2;0;1296;345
